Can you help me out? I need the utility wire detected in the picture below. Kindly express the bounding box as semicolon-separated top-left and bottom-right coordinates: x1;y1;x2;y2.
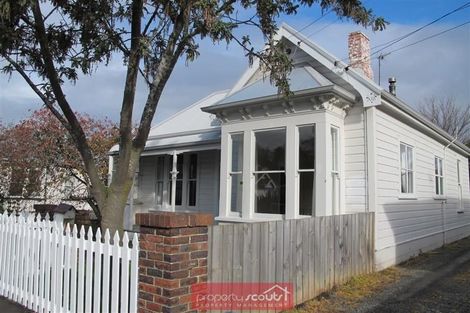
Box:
385;20;470;55
297;10;332;33
285;9;332;42
305;19;337;38
340;1;470;64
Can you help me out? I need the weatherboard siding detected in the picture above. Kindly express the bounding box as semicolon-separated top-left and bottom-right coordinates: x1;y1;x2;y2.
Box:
178;149;220;215
343;106;368;213
374;107;470;269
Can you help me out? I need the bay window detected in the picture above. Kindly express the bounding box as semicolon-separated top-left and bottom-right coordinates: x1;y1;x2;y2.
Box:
298;125;315;216
254;129;286;214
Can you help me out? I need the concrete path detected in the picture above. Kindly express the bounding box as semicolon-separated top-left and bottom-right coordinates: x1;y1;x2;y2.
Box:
0;297;31;312
353;237;470;313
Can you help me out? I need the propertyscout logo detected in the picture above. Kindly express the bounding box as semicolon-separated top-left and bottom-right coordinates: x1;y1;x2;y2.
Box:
191;282;294;310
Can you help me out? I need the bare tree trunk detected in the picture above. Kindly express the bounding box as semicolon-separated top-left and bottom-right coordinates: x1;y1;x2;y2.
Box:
99;149;140;231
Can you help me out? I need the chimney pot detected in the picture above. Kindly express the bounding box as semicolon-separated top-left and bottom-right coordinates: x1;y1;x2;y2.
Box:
348;32;373;80
388;77;397;96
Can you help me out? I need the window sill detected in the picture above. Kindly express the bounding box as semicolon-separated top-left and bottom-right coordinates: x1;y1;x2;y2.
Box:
433;196;447;201
398;194;417;200
215;216;284;223
457;210;465;214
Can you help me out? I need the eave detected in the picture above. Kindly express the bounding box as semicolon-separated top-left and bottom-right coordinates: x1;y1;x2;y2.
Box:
201;85;357;117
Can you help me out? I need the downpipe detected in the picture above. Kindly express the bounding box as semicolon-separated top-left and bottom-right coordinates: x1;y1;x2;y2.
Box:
442;137;458;245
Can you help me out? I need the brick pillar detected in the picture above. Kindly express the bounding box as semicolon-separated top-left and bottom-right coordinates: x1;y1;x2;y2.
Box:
136;212;213;313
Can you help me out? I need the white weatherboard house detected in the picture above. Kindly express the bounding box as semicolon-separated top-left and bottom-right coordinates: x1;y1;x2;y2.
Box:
111;24;470;269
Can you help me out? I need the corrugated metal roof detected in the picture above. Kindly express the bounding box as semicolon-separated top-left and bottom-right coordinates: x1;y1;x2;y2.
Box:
217;66;324;105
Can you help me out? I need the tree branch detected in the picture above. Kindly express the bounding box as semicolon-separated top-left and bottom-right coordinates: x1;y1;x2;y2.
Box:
133;9;189;149
31;0;106;206
114;0;144;182
1;53;70;128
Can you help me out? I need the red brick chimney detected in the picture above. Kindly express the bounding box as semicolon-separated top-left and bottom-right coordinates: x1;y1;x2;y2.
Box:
348;31;373;80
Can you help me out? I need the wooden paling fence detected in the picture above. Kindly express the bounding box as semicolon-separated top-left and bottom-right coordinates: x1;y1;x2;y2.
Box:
208;213;375;306
0;212;139;313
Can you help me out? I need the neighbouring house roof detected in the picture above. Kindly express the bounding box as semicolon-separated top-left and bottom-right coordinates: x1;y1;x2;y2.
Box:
110;90;227;154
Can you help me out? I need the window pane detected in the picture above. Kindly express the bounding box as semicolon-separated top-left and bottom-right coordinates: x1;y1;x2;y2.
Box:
435;177;439;195
188;181;197;206
189;154;197;179
299;172;314;215
177;156;183;179
331;127;339;171
440;177;444;195
255;129;286;171
156;182;163;205
231;133;244;172
407;146;413;170
400;144;406;169
156;156;164;180
457;161;461;183
299;126;315;169
401;170;407;193
175;181;183;206
332;173;340;213
255;173;285;214
230;174;243;213
407;171;413;193
435;158;439;175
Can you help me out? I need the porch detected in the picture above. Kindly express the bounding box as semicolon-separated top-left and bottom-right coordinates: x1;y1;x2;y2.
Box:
130;149;220;219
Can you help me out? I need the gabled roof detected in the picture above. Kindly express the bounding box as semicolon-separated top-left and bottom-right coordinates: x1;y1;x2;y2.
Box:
218;66;329;105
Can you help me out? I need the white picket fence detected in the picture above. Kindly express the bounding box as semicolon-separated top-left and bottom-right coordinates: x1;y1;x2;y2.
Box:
0;212;139;313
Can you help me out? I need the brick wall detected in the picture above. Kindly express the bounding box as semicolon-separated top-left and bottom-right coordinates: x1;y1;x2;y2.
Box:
136;212;213;313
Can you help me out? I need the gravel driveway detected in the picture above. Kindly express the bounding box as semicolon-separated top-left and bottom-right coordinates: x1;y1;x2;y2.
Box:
353;236;470;313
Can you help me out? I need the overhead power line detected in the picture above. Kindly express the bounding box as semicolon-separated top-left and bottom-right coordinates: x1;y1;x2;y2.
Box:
370;2;470;58
305;19;337;38
341;1;470;64
385;20;470;55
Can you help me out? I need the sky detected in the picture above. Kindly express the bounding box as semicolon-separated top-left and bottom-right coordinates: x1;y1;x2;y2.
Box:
1;0;469;126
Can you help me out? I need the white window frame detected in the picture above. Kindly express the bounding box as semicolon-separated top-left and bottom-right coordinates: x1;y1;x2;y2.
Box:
158;153;200;210
228;132;244;217
399;142;416;199
252;127;287;219
297;124;316;217
186;153;198;207
434;156;445;199
331;126;341;214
